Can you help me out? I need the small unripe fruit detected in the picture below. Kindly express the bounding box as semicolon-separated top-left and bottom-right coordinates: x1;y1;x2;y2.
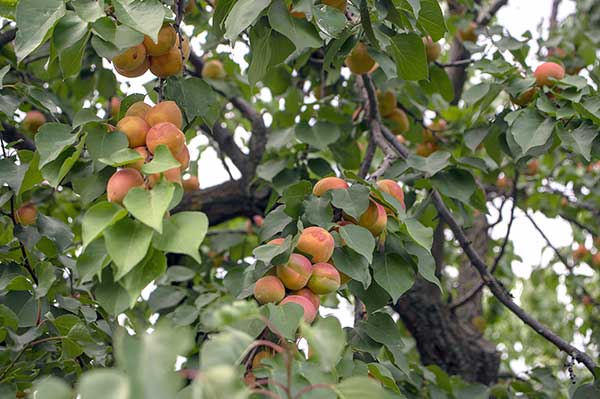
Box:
113;44;147;71
357;200;387;236
251;350;272;369
175;145;190;171
534;62;565;87
127;146;150;170
116;116;150;148
510;87;538;107
292;288;320;310
458;21;477;42
145;101;183;129
386;108;409;134
415;142;438;157
307;263;340;294
15;202;37;225
526;159;539;176
280;295;317;323
149;47;183;78
182;175;199;192
253;276;285;304
125;101;152;119
323;0;346;12
148;167;182;187
107;168;145;204
22;110;46;133
573;244;588;261
345;42;375;75
268;237;285;245
377;90;396;117
276;253;312;290
296;226;335;263
202;59;226;80
146;122;186;155
423;36;441;62
143;25;177;56
377;179;405;209
313;177;349;196
115;57;149;78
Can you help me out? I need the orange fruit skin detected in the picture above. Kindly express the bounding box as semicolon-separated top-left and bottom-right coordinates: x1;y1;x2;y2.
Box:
280;295;318;323
116;116;150;148
126;102;152;119
323;0;347;12
510;87;538;106
128;146;150;170
143;25;177;56
313;177;349;196
387;108;410;134
276;253;313;290
254;276;286;304
458;21;477;42
146;122;186;155
107;168;145;204
423;36;441;62
296;226;335;263
202;59;226;79
115;57;149;78
16;202;37;225
345;42;375;75
113;44;147;71
149;47;184;78
145;101;183;129
22;110;46;133
534;62;565;87
377;179;405;209
182;175;199;192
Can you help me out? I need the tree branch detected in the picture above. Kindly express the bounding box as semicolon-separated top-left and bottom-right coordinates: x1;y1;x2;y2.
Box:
0;27;16;48
200;123;249;177
1;122;36;151
549;0;562;30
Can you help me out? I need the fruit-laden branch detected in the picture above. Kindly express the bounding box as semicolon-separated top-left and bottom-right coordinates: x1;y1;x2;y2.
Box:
361;74;598;376
1;122;36;151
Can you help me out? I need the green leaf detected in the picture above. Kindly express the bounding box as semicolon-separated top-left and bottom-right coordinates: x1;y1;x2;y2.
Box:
224;0;271;42
259;205;293;241
509;109;555;155
389;33;428;81
200;329;254;369
301;317;345;372
403;218;433;251
406;150;450;175
0;159;27;194
120;250;167;308
268;0;322;49
164;77;219;126
37;214;74;252
14;0;66;62
99;147;143;167
331;184;370;220
339;224;375;264
112;0;165;42
35;123;77;168
77;237;110;283
94;269;131;315
281;180;312;217
0;65;9;89
53;11;90;77
32;376;72;399
41;137;86;187
123;182;175;233
72;108;102;129
141;144;181;174
248;22;273;87
263;303;303;340
572;383;600;399
153;211;208;263
361;312;404;349
304;196;334;227
86;125;129;162
35;262;57;298
82;201;128;248
418;0;447;41
72;0;105;23
405;242;441;290
558;123;598;161
78;369;130;399
332;246;371;288
314;3;347;38
431;168;477;205
454;384;490;399
334;376;386;399
295;122;340;150
104;218;154;280
372;253;415;302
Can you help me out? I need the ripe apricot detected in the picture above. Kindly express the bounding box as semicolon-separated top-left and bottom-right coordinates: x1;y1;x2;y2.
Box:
377;179;405;208
253;276;285;304
573;244;589;261
292;288;320;310
386;108;409;134
145;101;183;129
125;101;152;119
116;116;150;148
396;134;406;144
458;21;477;42
113;44;147;71
276;253;312;290
296;226;335;263
416;142;438;157
510;87;538;107
345;42;375;75
268;237;285;245
143;25;177;56
110;98;121;118
252;350;272;369
15;202;37;225
182;175;199;192
114;57;149;78
146;122;185;155
377;90;396;117
312;176;349;196
149;47;183;78
175;145;190;171
526;159;539;176
22;110;46;133
307;263;340;294
127;146;150;170
356;200;387;236
202;59;226;80
323;0;347;12
107;168;145;204
280;295;317;323
423;36;441;62
534;62;565;87
148;167;182;187
496;175;509;190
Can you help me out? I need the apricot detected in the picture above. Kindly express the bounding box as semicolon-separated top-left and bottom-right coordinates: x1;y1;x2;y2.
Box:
423;36;441;62
292;288;320;310
428;119;447;132
182;175;200;192
268;237;285;245
110;98;121;118
357;200;387;236
312;176;349;196
276;253;312;290
202;59;226;80
114;57;149;78
296;226;335;263
323;0;346;12
148;167;182;187
547;47;567;58
458;21;477;42
573;244;589;261
280;295;317;323
396;134;406;144
15;202;37;225
526;159;539;176
106;168;145;204
510;87;538;107
149;47;183;78
22;110;46;133
386;108;409;134
116;116;150;148
592;253;600;268
416;142;438;157
146;122;185;155
377;90;396;117
113;44;147;71
496;175;509;190
127;146;150;170
377;179;405;208
534;62;565;87
145;101;183;129
251;350;272;369
125;101;151;119
175;145;190;171
345;42;375;75
253;276;285;304
143;25;177;56
307;263;340;294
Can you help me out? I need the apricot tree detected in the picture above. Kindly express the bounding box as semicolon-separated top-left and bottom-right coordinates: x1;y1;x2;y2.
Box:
0;0;599;398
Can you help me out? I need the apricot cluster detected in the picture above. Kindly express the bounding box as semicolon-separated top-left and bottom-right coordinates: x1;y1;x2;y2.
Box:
377;90;410;135
111;24;190;79
252;177;406;324
106;100;199;204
